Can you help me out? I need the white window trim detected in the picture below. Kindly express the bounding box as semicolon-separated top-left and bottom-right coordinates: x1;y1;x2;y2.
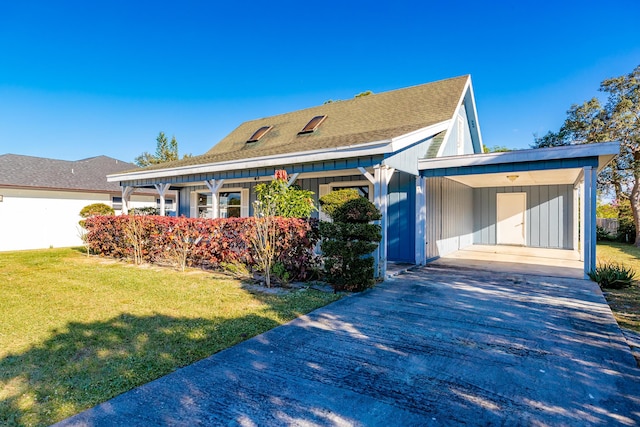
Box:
218;187;250;218
190;188;249;219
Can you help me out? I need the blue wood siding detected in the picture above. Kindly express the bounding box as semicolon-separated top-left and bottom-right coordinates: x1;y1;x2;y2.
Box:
472;185;574;249
384;136;434;175
117;156;384;188
387;172;416;262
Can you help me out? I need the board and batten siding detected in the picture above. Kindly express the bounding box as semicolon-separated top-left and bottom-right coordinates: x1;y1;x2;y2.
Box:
178;175;370;219
425;177;474;259
473;185;574;249
440;104;475;157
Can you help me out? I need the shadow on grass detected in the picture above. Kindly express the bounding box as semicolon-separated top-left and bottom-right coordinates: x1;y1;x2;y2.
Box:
0;313;279;426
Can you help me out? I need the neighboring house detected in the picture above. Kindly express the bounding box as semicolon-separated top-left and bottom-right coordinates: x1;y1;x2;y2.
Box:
107;75;618;277
0;154;175;251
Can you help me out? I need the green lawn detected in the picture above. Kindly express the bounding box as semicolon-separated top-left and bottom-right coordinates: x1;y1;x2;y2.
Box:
597;242;640;333
0;248;340;426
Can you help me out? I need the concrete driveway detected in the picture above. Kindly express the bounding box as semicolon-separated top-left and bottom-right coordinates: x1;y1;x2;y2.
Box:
56;265;640;426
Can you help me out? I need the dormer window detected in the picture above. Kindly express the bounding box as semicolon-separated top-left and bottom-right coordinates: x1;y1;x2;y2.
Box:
298;115;327;134
247;126;272;143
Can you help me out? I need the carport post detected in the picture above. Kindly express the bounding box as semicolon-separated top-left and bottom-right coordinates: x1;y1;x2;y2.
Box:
204;179;224;219
415;176;426;265
583;166;597;278
121;185;134;215
154;183;170;216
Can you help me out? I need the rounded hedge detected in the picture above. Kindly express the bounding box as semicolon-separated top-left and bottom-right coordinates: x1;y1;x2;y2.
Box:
318;189;361;220
333;197;381;223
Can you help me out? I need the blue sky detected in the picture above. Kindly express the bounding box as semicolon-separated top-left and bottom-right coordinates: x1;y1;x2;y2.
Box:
1;0;639;162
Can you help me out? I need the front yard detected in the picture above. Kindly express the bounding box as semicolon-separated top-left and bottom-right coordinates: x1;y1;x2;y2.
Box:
597;242;640;334
0;248;340;426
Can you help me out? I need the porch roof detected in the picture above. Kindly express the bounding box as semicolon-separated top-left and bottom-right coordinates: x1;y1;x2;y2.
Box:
418;142;619;188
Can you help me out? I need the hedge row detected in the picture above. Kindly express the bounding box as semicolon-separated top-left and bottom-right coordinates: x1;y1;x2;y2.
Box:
84;215;319;280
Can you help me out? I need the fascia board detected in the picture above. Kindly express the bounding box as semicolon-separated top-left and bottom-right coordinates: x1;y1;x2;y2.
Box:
418;141;620;171
108;140;393;182
108;121;454;183
388;121;451;152
464;76;484;152
436;76;471;158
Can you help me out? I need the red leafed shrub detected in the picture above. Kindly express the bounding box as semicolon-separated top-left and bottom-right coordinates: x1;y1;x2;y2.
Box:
84;215;319;280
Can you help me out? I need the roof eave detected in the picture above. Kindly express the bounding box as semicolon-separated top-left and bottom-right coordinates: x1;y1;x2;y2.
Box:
108;121;451;183
418;141;621;172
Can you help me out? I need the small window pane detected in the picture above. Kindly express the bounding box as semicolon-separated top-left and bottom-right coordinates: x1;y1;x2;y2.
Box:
220;192;241;218
112;196;123;210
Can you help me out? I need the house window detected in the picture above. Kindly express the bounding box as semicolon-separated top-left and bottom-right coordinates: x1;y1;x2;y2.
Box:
457;116;465;155
219;192;241;218
299;115;327;134
247;126;272;143
112;196;123;210
192;188;249;219
197;193;213;218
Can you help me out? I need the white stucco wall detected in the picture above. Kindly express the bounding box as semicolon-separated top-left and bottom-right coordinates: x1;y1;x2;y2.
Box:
0;188;157;251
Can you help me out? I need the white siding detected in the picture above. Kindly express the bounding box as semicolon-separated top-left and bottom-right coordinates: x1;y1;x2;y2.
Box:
0;188;156;251
425;177;474;259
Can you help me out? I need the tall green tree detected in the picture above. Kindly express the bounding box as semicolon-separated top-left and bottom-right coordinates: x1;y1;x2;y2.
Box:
533;65;639;244
134;132;188;167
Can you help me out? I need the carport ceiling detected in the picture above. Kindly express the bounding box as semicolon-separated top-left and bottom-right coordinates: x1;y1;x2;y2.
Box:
447;168;582;188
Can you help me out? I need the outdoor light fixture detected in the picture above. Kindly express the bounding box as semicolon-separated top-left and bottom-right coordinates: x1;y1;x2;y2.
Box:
506;175;519;182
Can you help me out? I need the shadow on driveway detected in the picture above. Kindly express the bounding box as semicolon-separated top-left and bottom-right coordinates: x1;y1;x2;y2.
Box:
56;266;640;426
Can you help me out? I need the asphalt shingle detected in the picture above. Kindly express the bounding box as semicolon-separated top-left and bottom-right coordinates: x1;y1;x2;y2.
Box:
0;154;138;192
135;75;469;172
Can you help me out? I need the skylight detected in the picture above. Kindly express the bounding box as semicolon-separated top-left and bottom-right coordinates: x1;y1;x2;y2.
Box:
298;115;327;134
247;126;272;143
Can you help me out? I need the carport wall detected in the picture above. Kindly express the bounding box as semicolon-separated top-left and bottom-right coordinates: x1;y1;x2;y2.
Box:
473;185;574;249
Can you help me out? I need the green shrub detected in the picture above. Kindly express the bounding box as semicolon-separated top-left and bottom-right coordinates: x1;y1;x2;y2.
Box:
79;203;114;218
319;189;361;220
588;262;636;289
130;206;159;216
333;198;382;223
254;172;316;218
596;226;613;242
319;196;381;292
79;203;114;227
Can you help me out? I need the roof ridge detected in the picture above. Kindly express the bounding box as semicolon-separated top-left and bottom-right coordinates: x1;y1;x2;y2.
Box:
240;75;470;126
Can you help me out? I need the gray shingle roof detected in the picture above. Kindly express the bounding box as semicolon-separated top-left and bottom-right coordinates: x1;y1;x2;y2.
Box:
135;75;469;172
0;154;138;192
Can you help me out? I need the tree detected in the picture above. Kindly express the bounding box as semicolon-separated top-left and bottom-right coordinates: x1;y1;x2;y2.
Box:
134;132;190;167
532;65;640;245
482;145;511;153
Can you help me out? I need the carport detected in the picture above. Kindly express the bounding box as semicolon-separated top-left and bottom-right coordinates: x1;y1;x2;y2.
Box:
416;142;619;278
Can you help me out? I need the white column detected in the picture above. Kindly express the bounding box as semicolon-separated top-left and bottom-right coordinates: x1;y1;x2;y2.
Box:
121;186;134;215
583;166;597;279
573;184;580;253
287;173;300;187
154;183;170;216
579;180;585;262
415;176;427;265
204;179;224;219
374;166;395;278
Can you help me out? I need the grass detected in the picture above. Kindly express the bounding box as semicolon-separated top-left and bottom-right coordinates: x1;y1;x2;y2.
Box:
0;248;341;426
597;241;640;333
